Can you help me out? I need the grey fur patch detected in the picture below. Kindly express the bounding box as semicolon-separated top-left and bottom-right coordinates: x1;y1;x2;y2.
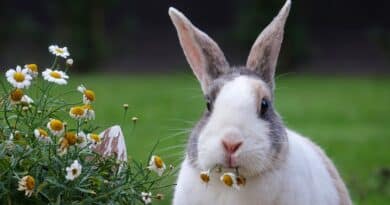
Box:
187;67;287;169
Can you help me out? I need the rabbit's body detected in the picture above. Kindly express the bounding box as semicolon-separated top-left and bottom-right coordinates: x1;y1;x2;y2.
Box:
168;0;351;204
174;130;347;205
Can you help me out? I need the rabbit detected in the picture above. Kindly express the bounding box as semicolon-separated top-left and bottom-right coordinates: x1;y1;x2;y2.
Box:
168;0;352;205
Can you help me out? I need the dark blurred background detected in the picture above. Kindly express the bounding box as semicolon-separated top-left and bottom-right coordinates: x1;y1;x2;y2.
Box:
0;0;389;74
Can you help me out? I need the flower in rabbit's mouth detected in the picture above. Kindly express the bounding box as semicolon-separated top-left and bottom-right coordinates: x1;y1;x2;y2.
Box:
65;160;82;181
17;175;35;197
47;119;65;136
49;45;70;58
200;170;210;184
6;66;32;89
148;155;166;176
42;69;69;85
220;172;240;190
77;85;96;104
34;128;51;143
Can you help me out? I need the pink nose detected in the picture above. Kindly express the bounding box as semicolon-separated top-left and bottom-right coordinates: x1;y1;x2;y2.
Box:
222;139;242;154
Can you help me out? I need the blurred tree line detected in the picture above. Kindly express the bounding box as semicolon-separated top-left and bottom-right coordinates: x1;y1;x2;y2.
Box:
0;0;388;72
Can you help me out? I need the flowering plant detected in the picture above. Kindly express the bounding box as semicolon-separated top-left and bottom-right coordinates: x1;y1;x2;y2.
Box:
0;45;172;204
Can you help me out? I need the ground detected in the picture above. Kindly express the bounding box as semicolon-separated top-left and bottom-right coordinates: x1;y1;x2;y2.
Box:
67;73;389;205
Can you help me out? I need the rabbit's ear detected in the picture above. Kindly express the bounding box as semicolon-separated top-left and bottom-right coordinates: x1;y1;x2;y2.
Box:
169;7;229;92
246;0;291;90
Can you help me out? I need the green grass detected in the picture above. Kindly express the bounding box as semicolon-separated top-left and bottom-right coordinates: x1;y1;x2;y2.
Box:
67;73;390;205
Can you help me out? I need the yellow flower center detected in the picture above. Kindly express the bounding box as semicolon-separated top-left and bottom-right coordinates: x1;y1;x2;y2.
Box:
221;174;234;187
72;168;78;175
55;48;64;54
13;72;25;82
84;90;95;101
200;172;210;183
49;119;64;131
25;176;35;190
38;128;48;137
154;156;164;169
70;106;85;116
90;134;101;143
50;71;62;79
10;89;24;101
27;64;38;72
65;132;77;145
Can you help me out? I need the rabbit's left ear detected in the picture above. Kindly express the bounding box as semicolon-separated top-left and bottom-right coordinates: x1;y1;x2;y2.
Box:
246;0;291;90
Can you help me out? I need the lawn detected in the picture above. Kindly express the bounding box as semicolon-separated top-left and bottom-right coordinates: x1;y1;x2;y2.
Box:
67;73;389;205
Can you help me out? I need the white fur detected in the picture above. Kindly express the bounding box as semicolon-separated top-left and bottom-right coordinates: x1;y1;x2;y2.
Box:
173;130;339;205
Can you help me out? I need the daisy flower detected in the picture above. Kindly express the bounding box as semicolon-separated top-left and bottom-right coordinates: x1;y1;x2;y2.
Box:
24;64;39;77
77;85;96;104
17;175;35;197
42;69;69;85
65;160;82;181
220;172;240;190
87;133;102;147
47;119;65;136
64;132;77;145
9;88;24;104
49;45;70;58
34;128;51;143
82;104;95;120
141;192;152;204
69;106;86;119
200;170;211;184
77;132;88;148
147;155;166;176
5;66;32;89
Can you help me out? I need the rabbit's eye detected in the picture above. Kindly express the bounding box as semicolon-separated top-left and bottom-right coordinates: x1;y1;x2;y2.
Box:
260;99;269;116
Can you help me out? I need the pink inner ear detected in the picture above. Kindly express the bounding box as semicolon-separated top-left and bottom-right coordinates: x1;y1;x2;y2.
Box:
178;24;206;83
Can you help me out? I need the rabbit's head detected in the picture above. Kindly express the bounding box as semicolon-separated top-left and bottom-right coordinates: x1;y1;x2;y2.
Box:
169;0;291;177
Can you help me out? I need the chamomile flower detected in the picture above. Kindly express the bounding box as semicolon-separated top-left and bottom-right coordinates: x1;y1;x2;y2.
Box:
69;106;86;119
5;65;32;89
200;170;211;184
42;69;69;85
65;160;82;181
47;119;65;136
64;132;77;145
87;133;102;147
17;175;35;197
220;172;240;190
141;192;152;204
34;128;51;143
24;64;39;77
148;155;166;176
77;85;96;104
49;45;70;58
82;104;95;120
9;88;24;104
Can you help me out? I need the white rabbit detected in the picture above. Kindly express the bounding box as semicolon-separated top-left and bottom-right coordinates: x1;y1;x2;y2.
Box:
169;1;352;205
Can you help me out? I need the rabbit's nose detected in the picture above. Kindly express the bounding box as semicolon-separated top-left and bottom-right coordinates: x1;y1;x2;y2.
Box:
222;139;243;154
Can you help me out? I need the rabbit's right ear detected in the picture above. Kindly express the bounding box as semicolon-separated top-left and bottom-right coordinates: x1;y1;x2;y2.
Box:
169;7;229;93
